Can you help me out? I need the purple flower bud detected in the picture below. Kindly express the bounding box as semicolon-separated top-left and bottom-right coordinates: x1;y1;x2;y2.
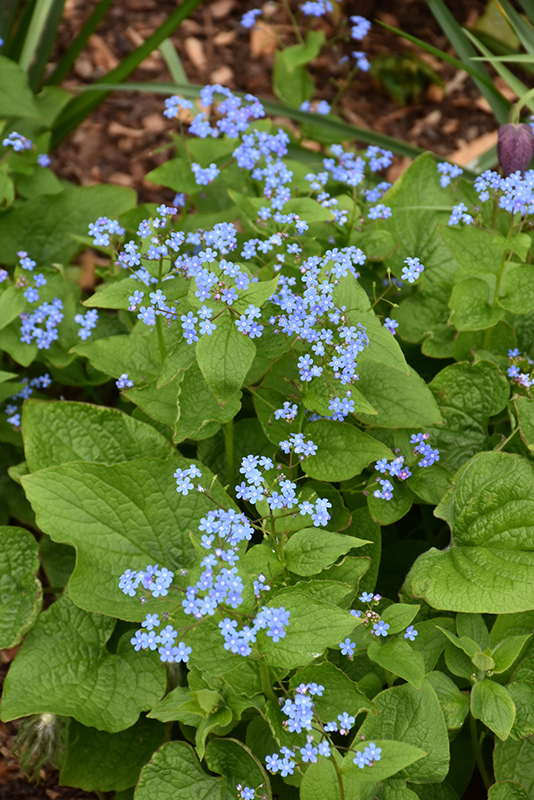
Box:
497;123;534;177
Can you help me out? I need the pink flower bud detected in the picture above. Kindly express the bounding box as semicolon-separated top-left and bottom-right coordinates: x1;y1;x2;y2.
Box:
497;123;534;177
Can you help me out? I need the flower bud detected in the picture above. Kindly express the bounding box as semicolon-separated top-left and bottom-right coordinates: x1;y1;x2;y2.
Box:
497;123;534;177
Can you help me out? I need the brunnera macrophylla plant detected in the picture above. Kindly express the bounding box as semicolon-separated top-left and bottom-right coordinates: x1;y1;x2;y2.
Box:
2;73;534;800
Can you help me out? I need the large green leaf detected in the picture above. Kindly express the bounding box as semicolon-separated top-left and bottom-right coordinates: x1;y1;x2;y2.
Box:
488;782;529;800
302;420;392;481
0;184;136;266
470;680;515;740
357;681;449;782
515;396;534;453
0;526;41;649
135;741;230;800
0;55;39;117
261;590;358;670
427;360;510;472
367;639;426;689
72;332;163;382
404;452;534;613
494;738;534;798
426;671;469;730
500;264;534;314
439;225;503;278
285;528;369;576
0;286;26;332
174;361;241;442
196;310;256;403
60;717;165;792
21;454;231;619
22;399;172;471
1;597;165;731
449;277;504;331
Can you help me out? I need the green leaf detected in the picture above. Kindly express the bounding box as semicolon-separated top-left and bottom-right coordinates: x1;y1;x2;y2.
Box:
488;782;530;800
507;681;534;740
449;277;504;331
260;590;357;670
411;783;460;800
300;755;345;800
22;399;172;470
205;738;270;797
174;361;241;442
196;311;256;403
515;396;534;453
409;618;455;672
60;717;165;792
0;526;41;649
145;158;200;193
285;528;369;576
380;604;419;635
500;264;534;314
357;681;449;782
0;286;26;331
123;378;180;430
492;636;532;674
439;225;503;277
273;49;314;108
84;277;167;310
368;638;426;688
340;740;427;782
494;737;534;797
21;454;231;619
405;452;534;613
494;233;531;261
470;679;515;740
0;184;135;266
1;597;165;731
302;420;392;482
72;333;163;382
428;360;510;472
456;613;490;649
367;478;413;525
426;671;469;730
135;741;228;800
0;55;39;117
148;686;204;725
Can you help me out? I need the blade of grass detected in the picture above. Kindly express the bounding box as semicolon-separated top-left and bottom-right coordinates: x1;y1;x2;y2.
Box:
46;0;113;86
159;38;189;84
28;0;66;89
50;0;204;148
0;0;23;52
18;0;55;71
472;53;534;63
73;79;478;174
518;0;534;26
493;0;534;54
4;0;37;61
463;28;534;114
425;0;510;123
377;19;510;118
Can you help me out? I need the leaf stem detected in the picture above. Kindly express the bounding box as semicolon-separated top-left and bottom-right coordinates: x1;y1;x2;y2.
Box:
259;657;278;703
469;712;492;792
224;419;235;499
329;753;346;800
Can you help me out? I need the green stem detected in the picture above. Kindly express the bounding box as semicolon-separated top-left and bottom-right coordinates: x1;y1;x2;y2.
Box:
156;315;166;363
281;0;305;44
493;426;518;452
469;713;492;792
259;658;278;703
224;419;235;498
329;754;345;800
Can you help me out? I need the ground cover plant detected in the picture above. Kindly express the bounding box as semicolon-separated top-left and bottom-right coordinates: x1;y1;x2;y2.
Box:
2;5;534;800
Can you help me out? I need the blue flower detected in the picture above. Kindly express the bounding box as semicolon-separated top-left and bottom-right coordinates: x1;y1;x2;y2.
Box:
373;620;390;637
404;625;418;641
340;638;355;657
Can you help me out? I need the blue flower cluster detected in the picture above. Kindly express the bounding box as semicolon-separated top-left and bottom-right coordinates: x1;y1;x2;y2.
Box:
240;9;261;28
3;373;51;427
265;682;381;775
401;256;424;284
301;0;333;16
373;434;439;501
507;348;533;389
2;132;32;151
383;317;399;335
475;169;534;215
448;202;473;226
74;309;98;340
116;373;134;389
88;216;125;247
20;298;63;349
436;162;463;187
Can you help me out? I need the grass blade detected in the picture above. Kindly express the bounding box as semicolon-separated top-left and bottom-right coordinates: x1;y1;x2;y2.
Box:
518;0;534;27
18;0;55;71
494;0;534;54
4;0;37;61
50;0;204;148
46;0;113;86
27;0;66;89
159;38;189;84
472;53;534;63
425;0;510;123
464;28;534;114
